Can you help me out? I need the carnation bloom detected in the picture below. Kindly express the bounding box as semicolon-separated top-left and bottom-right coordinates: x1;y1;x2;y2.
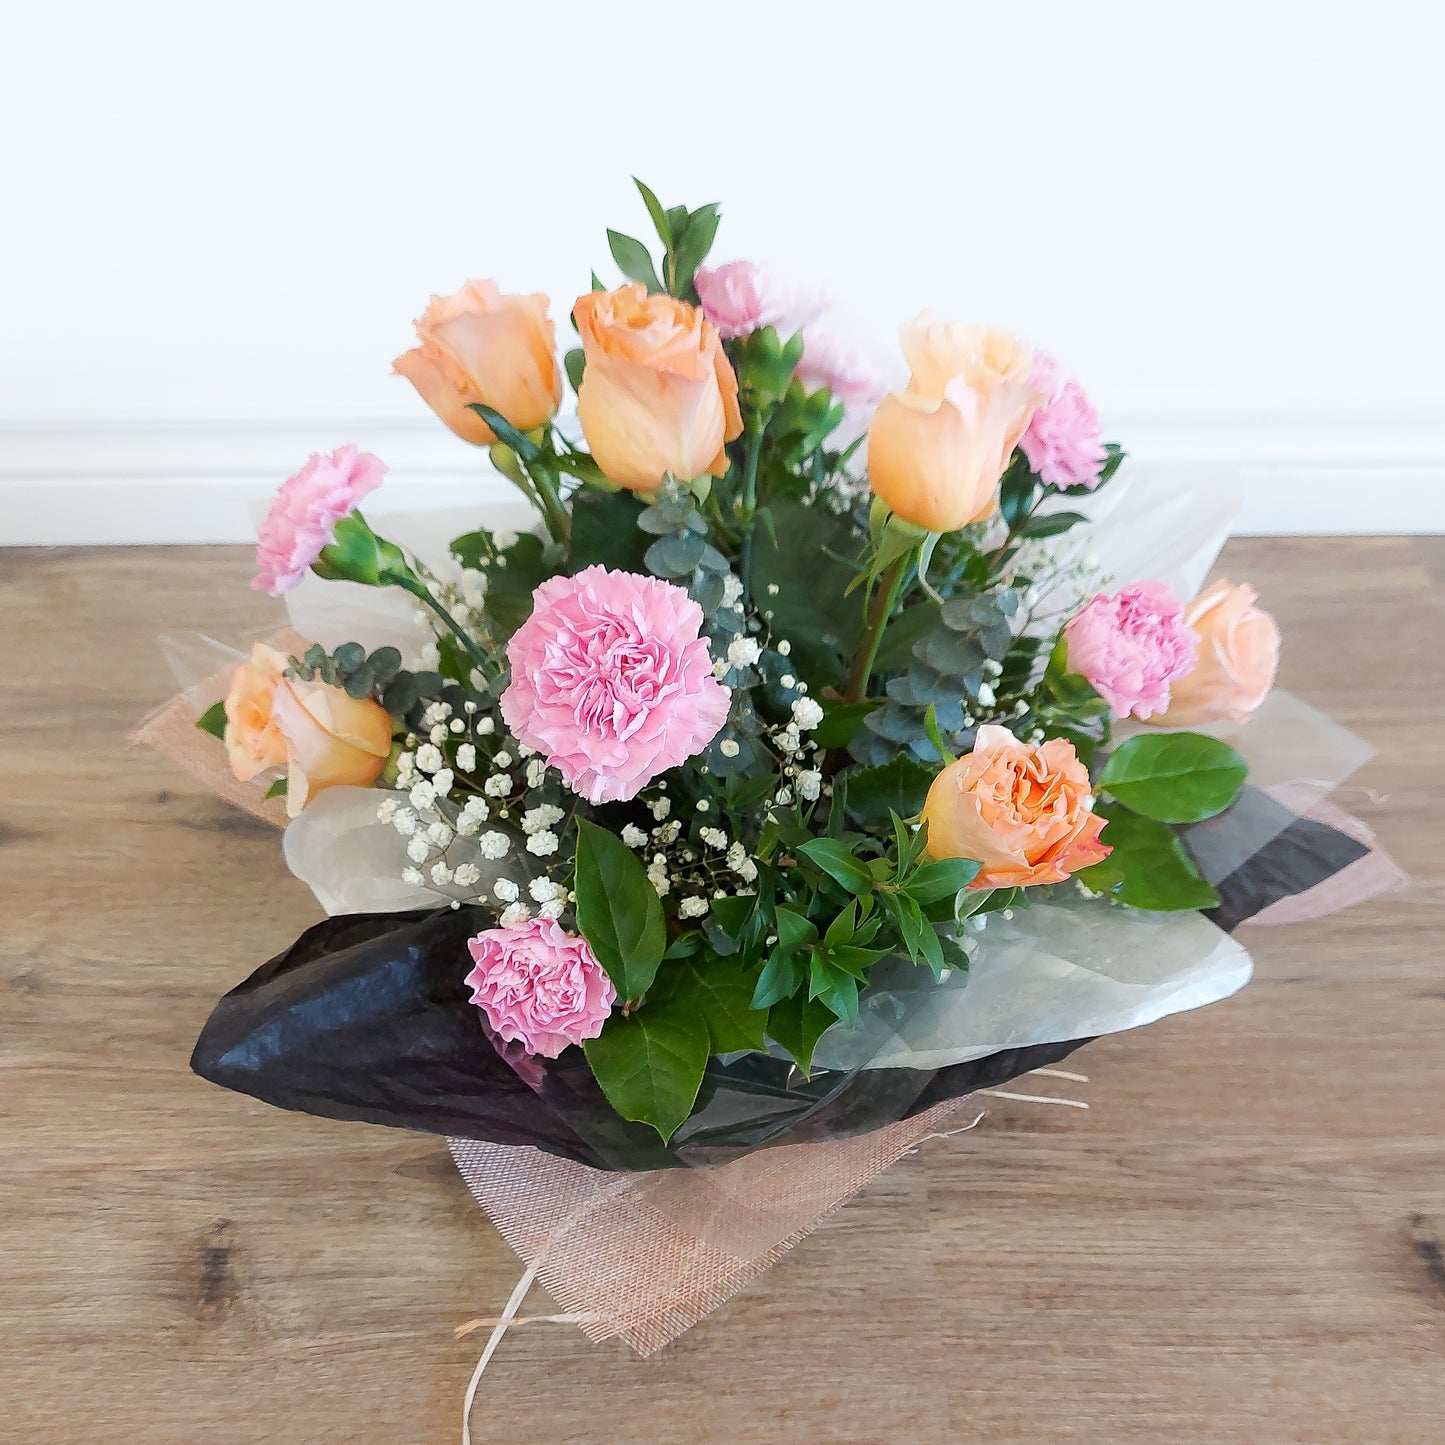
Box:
795;327;887;409
465;917;616;1058
922;725;1111;889
253;445;386;597
500;566;731;803
1152;580;1281;728
1063;582;1199;720
1019;350;1107;490
693;259;827;340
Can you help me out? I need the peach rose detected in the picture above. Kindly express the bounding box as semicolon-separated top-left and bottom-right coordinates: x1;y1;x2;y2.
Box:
223;643;290;782
868;318;1042;532
1153;580;1281;728
922;724;1111;889
393;280;561;445
573;283;743;491
269;674;393;817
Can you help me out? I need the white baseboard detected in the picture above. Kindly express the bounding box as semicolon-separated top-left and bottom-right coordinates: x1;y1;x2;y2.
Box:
2;409;1443;544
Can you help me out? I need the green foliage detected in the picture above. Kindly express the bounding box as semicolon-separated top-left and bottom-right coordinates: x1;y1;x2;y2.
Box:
568;488;649;574
583;995;709;1142
450;529;553;643
843;753;935;828
573;820;666;1001
194;700;227;740
263;777;288;800
286;642;404;703
749;497;867;687
1098;732;1248;824
1078;803;1221;911
796;837;874;894
627;179;721;300
765;992;838;1076
650;953;769;1053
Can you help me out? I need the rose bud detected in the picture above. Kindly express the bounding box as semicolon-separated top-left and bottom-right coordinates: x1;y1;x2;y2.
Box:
868;318;1042;532
222;643;291;781
1152;580;1281;728
269;674;393;816
393;280;562;445
573;284;743;491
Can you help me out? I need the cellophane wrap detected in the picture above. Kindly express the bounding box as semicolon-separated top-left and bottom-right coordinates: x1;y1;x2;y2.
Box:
140;466;1405;1346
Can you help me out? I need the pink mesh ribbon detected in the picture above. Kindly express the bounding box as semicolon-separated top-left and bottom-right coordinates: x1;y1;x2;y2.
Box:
449;1100;972;1356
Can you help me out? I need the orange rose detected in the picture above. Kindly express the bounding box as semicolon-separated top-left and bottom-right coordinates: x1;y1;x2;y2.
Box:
223;643;290;782
393;280;561;445
922;724;1110;889
573;283;743;491
868;318;1042;532
1153;580;1280;728
269;674;393;817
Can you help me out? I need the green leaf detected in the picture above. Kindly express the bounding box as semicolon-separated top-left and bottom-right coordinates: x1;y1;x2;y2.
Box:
767;993;838;1075
905;856;982;905
568;487;648;574
633;177;672;246
194;700;227;741
672;204;720;292
263;777;288;800
1020;510;1089;539
651;954;768;1053
812;699;879;750
564;347;585;393
796;838;874;895
607;229;662;292
1078;804;1221;911
751;948;806;1010
450;529;552;642
843;754;935;828
574;819;666;1000
466;402;540;461
583;996;709;1142
808;954;860;1024
1099;733;1248;824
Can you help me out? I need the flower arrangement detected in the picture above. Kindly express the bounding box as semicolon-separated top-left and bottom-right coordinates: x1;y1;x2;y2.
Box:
163;180;1387;1167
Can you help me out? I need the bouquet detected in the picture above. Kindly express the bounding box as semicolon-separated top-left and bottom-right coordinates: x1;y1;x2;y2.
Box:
145;181;1395;1181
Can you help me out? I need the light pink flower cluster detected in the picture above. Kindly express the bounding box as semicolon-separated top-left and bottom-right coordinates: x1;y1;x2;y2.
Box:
1064;582;1199;720
795;328;887;409
693;259;827;340
1019;350;1107;490
465;918;615;1058
252;445;386;596
500;566;731;803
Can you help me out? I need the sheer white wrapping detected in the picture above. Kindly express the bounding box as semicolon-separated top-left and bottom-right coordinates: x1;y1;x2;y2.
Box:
810;896;1253;1073
161;465;1384;1075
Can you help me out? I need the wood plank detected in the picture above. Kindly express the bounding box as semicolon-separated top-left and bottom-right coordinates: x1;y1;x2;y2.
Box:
1;539;1441;1443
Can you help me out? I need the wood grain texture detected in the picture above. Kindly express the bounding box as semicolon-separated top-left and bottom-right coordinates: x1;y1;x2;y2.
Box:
1;538;1442;1444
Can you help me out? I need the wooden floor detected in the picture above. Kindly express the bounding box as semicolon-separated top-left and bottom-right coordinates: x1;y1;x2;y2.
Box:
2;538;1443;1443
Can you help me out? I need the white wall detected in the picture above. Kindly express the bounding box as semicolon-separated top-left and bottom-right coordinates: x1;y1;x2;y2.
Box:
3;0;1443;541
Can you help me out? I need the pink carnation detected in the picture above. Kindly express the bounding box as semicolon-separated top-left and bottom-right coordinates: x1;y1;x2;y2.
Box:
693;260;827;340
500;566;731;803
252;445;386;596
795;327;887;409
465;917;615;1059
1019;350;1107;490
1063;582;1199;720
